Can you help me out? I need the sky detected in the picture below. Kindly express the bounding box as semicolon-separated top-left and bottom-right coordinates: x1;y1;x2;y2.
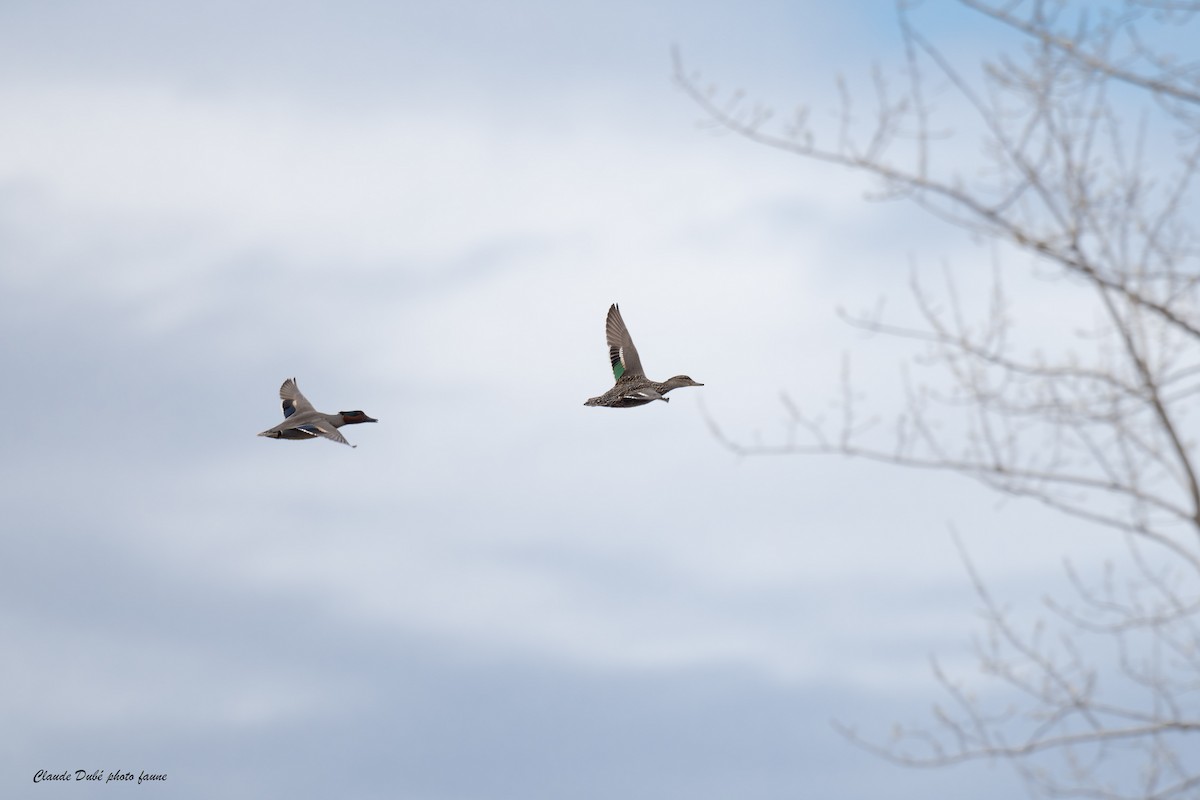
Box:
0;1;1137;798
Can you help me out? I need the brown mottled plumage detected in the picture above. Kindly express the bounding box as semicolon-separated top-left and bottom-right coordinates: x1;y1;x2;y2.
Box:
584;304;702;408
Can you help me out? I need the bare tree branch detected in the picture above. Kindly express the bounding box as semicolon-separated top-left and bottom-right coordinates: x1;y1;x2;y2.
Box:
681;1;1200;795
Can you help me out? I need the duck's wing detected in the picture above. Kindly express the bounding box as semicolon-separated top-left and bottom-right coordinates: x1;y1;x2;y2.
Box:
621;386;666;404
606;303;645;381
280;377;316;419
295;418;354;448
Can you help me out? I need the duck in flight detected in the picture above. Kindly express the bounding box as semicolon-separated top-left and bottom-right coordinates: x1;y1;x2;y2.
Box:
258;377;377;448
584;303;703;408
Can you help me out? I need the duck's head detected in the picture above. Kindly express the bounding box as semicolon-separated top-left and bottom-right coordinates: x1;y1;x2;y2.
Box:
340;410;378;425
664;375;704;390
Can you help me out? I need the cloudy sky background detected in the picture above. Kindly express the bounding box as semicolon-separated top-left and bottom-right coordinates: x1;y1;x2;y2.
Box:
0;1;1136;797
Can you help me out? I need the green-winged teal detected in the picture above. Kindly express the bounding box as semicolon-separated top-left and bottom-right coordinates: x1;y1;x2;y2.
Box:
258;378;377;448
584;303;703;408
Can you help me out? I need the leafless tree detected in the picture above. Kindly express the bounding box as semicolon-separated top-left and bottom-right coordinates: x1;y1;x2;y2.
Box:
677;2;1200;797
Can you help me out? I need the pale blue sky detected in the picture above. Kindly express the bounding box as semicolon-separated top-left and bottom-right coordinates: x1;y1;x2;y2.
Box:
0;1;1109;797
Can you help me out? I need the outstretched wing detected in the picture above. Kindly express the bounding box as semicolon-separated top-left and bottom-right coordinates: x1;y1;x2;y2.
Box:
296;420;353;447
605;303;645;381
279;377;315;419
